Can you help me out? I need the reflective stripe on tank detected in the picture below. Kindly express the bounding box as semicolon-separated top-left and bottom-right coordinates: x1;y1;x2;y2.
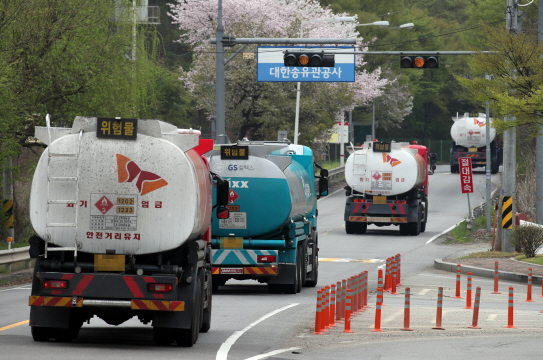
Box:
212;249;279;265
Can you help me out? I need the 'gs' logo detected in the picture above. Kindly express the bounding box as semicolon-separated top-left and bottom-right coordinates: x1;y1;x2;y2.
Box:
382;153;401;167
116;154;168;195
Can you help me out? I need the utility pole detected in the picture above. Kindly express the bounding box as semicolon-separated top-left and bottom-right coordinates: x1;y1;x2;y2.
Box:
502;0;519;253
537;0;543;225
215;0;227;145
485;91;491;232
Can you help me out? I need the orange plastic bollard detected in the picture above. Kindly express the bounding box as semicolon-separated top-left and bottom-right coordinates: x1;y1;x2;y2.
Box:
454;264;462;299
433;287;445;330
312;289;324;335
469;286;482;329
401;287;413;331
330;284;337;327
372;287;383;332
342;289;353;333
464;272;473;309
505;287;516;328
391;261;399;295
396;254;402;286
336;281;343;322
385;257;391;291
324;285;331;328
492;261;501;294
525;268;534;302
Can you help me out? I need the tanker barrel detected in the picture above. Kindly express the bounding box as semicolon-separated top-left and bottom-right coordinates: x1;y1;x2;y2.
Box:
188;250;206;264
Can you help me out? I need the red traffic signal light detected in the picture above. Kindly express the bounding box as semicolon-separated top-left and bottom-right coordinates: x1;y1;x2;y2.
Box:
283;51;335;67
400;56;439;69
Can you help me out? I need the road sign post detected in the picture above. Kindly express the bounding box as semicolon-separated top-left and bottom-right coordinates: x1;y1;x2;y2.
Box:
459;157;474;232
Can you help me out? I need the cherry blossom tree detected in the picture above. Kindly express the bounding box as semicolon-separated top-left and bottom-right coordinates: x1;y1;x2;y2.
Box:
168;0;392;144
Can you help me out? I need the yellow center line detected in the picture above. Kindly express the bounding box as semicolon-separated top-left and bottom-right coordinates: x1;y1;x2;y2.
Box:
0;320;29;332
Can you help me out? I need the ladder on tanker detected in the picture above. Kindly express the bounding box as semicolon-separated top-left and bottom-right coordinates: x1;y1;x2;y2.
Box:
44;130;83;264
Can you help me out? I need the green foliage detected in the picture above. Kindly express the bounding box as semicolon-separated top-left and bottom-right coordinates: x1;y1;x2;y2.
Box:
510;225;543;259
460;251;517;259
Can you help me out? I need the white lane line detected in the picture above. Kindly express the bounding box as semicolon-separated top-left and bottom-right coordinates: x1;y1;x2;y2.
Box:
245;347;302;360
418;289;431;296
487;314;498;321
383;309;404;324
425;220;464;244
0;285;32;293
216;303;299;360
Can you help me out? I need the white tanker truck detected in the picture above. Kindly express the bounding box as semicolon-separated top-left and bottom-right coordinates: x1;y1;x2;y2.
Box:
27;116;229;346
344;141;436;236
450;112;501;174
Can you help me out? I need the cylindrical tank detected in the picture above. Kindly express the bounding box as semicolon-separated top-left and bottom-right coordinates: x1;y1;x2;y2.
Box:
207;144;315;238
451;113;496;148
345;142;426;196
30;131;212;255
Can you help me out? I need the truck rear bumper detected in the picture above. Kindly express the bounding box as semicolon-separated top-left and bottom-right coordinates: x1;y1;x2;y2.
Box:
344;198;412;223
29;296;185;311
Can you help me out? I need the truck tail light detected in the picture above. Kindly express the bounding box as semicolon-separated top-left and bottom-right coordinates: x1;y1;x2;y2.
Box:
353;199;364;203
394;200;407;204
257;255;277;263
44;280;68;289
148;283;172;293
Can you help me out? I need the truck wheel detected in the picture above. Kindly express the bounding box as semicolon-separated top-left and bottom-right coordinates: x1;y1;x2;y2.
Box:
31;326;51;342
281;253;300;294
201;269;212;333
450;164;459;173
304;235;318;288
296;247;302;293
153;327;173;345
421;221;426;233
268;284;282;293
345;221;355;234
176;277;201;347
409;208;422;236
355;223;367;234
491;163;499;174
399;224;409;236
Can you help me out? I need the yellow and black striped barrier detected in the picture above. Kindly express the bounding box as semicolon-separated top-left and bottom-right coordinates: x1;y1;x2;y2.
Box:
502;196;513;229
2;199;13;229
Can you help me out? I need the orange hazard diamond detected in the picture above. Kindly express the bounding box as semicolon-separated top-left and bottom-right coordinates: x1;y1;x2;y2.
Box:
95;196;114;214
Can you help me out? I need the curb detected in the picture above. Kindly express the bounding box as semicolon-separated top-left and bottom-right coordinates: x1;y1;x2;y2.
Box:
434;259;543;286
0;269;33;285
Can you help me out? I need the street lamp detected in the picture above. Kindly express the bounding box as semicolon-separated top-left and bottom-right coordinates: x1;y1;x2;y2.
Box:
370;22;415;140
293;16;355;146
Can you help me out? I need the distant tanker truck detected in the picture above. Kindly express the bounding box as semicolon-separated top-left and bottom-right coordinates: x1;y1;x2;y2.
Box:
344;141;435;236
205;140;328;294
28;116;229;346
450;112;501;174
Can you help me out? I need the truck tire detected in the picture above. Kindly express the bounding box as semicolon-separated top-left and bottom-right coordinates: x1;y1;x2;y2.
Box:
201;268;212;333
176;277;201;347
399;224;409;235
153;327;174;345
31;326;51;342
355;222;367;234
300;242;307;287
491;162;499;174
281;251;300;294
296;247;302;293
345;221;355;234
304;234;318;288
421;221;426;233
409;207;422;236
451;164;459;173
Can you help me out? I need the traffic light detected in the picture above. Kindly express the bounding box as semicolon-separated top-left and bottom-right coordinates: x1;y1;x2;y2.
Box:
400;56;439;69
283;51;335;67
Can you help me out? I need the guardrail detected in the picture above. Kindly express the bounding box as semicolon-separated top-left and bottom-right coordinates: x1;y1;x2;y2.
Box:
0;246;32;274
316;166;345;190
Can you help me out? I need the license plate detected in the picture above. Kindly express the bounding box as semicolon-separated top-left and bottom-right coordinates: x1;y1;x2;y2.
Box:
220;268;243;274
373;196;387;204
468;147;477;152
94;254;125;272
367;217;391;222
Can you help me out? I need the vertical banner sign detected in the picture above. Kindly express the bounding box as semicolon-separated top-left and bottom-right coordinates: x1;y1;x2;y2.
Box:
502;196;513;229
459;158;473;193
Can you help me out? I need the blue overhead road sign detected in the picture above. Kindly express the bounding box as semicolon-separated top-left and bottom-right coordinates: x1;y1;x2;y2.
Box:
257;46;355;83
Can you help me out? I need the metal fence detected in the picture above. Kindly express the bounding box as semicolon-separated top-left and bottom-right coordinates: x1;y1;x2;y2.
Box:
0;246;32;274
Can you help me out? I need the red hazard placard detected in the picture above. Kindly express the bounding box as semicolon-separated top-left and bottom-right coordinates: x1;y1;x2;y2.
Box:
228;189;239;204
95;196;114;214
459;157;473;193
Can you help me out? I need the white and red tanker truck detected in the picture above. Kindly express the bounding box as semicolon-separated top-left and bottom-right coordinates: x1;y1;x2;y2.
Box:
450;112;501;174
27;116;229;346
344;141;436;236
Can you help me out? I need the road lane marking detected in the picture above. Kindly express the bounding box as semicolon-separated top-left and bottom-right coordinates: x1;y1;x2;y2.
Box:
245;347;302;360
418;289;431;296
487;314;498;321
317;188;344;202
319;258;384;263
0;320;29;332
0;285;32;293
425;220;464;244
216;303;299;360
383;309;404;324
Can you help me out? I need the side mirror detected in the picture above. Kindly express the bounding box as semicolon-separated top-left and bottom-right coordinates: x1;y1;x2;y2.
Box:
216;206;230;219
320;169;328;178
216;178;229;207
319;177;329;198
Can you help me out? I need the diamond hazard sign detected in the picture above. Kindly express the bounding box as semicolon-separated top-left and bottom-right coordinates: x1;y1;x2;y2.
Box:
373;172;382;181
228;189;239;204
95;196;114;214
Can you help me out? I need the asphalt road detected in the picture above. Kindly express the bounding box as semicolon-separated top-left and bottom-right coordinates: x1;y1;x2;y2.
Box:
3;165;532;360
